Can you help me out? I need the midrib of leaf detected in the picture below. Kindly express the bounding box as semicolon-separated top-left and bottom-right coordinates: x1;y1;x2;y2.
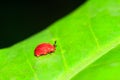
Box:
61;38;120;80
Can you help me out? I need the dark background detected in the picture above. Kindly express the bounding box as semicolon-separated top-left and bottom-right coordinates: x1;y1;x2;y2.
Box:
0;0;86;48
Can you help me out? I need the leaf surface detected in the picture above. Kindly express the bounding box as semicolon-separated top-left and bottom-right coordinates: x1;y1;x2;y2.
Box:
0;0;120;80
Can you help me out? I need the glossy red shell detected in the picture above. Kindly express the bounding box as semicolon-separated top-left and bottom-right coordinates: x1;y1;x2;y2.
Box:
34;43;55;57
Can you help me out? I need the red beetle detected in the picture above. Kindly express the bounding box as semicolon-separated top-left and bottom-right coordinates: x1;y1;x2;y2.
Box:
34;41;56;57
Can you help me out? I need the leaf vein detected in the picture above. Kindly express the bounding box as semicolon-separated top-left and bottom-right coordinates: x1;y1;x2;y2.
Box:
24;53;39;80
48;29;69;71
87;19;100;49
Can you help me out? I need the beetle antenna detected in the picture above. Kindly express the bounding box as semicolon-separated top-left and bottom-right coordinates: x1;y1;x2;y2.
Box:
53;40;56;47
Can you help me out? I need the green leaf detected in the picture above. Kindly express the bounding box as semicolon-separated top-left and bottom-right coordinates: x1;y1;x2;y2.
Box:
72;44;120;80
0;0;120;80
